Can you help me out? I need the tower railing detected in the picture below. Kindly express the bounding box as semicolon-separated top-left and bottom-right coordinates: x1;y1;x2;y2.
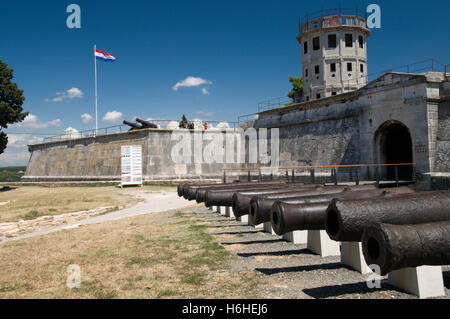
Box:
299;7;369;35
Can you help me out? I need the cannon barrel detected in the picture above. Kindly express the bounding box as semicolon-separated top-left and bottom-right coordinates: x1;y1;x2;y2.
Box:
270;188;415;235
231;184;324;216
195;183;306;203
233;184;377;218
188;181;289;202
362;221;450;275
181;182;222;198
123;120;143;129
204;184;294;207
183;180;287;200
136;118;158;128
248;185;380;225
325;190;450;242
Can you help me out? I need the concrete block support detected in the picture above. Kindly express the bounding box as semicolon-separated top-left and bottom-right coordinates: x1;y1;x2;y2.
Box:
222;207;231;217
248;219;264;229
237;215;248;223
388;266;445;299
307;230;340;257
340;242;372;274
218;206;227;216
263;222;276;235
283;231;308;244
224;207;234;218
212;206;218;213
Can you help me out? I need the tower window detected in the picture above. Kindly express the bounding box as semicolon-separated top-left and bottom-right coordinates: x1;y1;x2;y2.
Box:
345;34;353;47
313;37;320;50
359;36;364;48
360;64;364;73
304;41;308;54
347;63;352;72
306;96;310;101
328;34;337;48
332;92;337;96
315;65;320;74
316;93;321;99
330;63;336;72
305;69;308;77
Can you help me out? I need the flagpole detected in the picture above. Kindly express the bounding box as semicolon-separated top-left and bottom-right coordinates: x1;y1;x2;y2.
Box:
94;44;98;136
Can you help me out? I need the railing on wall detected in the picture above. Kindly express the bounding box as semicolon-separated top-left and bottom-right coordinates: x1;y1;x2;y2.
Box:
42;119;239;143
222;163;417;187
257;97;293;112
341;58;449;91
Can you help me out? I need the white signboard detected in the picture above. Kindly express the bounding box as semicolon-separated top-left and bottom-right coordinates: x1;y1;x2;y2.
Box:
121;145;143;187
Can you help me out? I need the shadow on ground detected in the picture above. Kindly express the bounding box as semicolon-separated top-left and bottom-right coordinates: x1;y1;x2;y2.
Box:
302;280;406;299
237;248;313;257
256;262;343;275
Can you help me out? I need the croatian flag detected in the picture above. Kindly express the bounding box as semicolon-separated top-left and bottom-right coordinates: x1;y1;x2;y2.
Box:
95;49;116;62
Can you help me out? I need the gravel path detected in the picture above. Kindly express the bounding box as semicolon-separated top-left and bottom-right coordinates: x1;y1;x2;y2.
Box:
189;206;450;299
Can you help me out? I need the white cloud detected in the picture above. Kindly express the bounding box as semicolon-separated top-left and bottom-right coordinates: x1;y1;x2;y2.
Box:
196;110;213;117
81;113;94;124
102;111;123;123
10;114;62;129
47;87;84;103
0;134;43;166
201;88;210;95
172;76;212;91
63;127;81;138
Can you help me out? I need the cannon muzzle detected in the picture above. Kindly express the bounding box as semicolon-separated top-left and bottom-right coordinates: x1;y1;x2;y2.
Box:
325;190;450;242
362;221;450;275
271;202;328;235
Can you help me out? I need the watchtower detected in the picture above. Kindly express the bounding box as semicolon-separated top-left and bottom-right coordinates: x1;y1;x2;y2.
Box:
297;8;371;101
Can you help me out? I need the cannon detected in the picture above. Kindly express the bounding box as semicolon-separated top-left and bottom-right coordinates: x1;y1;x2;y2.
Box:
179;182;222;198
362;221;450;275
196;182;312;203
184;181;288;201
123;120;143;130
203;183;310;207
248;184;379;226
136;118;158;129
233;184;377;218
270;188;415;235
325;190;450;242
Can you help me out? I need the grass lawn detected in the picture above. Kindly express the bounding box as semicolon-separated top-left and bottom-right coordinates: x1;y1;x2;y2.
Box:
0;185;175;223
0;210;261;298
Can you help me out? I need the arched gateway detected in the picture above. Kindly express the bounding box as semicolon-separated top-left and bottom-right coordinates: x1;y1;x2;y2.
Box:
374;121;414;181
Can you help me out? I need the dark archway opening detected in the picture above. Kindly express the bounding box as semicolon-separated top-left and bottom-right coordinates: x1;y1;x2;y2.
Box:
380;123;413;180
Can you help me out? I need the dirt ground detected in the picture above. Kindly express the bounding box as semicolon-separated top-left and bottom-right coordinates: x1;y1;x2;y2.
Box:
0;204;448;299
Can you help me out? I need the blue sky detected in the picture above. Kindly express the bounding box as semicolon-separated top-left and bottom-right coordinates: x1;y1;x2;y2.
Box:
1;0;449;166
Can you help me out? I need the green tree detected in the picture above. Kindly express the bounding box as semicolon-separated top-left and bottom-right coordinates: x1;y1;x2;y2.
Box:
179;114;188;128
0;60;27;154
287;75;303;103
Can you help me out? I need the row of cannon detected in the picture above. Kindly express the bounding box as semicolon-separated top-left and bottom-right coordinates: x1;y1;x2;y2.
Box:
123;118;158;130
178;181;450;277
